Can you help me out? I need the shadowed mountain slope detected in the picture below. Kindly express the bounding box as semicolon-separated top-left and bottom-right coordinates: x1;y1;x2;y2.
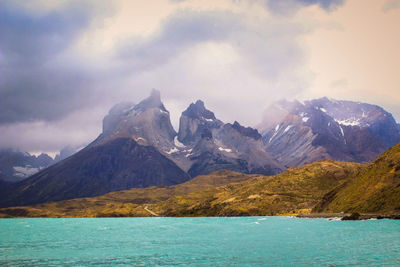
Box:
0;138;189;208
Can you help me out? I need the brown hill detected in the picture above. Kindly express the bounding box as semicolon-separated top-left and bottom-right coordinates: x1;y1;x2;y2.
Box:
0;170;258;218
313;142;400;213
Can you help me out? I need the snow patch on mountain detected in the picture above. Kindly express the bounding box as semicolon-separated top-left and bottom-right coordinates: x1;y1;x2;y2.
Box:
218;147;233;153
284;125;293;133
174;136;185;148
166;147;179;154
335;118;362;127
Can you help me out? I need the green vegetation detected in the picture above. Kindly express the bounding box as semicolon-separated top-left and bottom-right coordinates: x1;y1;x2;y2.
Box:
1;142;400;218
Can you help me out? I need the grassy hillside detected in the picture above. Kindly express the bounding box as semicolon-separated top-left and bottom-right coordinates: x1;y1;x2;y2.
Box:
150;160;360;216
2;143;399;218
314;142;400;213
0;170;259;218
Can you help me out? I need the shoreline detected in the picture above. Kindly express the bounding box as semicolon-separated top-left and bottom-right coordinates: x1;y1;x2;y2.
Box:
1;213;400;220
297;213;400;220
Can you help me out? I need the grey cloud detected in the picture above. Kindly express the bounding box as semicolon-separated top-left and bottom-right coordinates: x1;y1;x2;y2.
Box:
117;9;308;80
114;10;310;126
0;2;88;65
0;1;113;124
117;11;239;70
265;0;345;15
383;0;400;12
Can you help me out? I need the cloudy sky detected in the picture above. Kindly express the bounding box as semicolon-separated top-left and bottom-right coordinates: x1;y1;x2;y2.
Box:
1;0;399;156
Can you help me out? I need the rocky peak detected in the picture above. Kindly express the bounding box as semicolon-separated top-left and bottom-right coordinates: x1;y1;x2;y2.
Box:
36;153;54;166
182;100;216;120
178;100;222;145
230;121;261;140
95;90;176;150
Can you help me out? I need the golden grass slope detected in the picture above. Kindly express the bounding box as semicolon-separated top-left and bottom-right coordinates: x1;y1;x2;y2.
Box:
314;142;400;214
0;170;259;218
150;160;360;216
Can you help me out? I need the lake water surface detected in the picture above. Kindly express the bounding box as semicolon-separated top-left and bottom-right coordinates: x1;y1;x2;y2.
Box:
1;217;399;266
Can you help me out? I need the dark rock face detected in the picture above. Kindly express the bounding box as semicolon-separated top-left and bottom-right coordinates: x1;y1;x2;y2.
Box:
0;138;190;208
258;98;400;167
230;121;262;140
178;100;223;145
341;212;361;220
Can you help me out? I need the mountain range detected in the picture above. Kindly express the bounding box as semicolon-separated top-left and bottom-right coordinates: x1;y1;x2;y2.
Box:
0;149;54;182
1;90;399;209
258;97;400;167
0;146;80;182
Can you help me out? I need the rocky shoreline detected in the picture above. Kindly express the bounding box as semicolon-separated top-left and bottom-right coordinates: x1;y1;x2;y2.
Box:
297;212;400;220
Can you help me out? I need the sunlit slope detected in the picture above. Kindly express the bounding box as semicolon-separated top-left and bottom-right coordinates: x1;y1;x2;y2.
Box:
0;170;258;217
314;142;400;213
150;160;360;216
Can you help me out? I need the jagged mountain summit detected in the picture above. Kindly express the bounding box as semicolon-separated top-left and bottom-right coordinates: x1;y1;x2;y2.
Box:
95;90;283;176
177;100;283;176
258;97;400;167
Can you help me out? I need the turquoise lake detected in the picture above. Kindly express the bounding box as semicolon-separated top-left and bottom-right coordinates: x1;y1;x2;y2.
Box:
1;217;399;266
